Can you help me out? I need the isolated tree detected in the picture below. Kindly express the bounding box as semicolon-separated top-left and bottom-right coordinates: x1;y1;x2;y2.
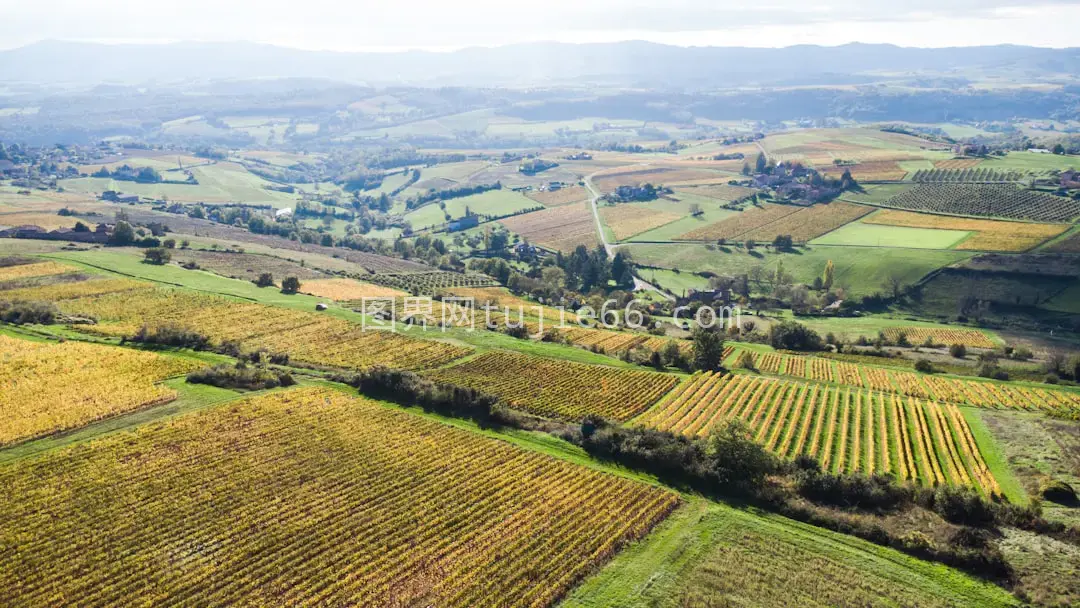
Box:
142;248;171;265
1052;143;1066;155
741;162;751;176
883;273;904;299
754;153;767;174
822;260;835;290
163;238;176;249
73;221;90;233
691;326;726;372
281;276;301;294
255;273;275;288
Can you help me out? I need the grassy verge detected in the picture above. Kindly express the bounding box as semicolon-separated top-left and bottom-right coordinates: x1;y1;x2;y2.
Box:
961;407;1029;504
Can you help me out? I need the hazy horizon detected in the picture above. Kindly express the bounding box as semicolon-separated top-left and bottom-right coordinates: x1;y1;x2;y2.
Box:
2;0;1079;52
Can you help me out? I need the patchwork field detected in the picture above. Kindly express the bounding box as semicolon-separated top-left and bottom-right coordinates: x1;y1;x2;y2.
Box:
737;202;874;243
638;373;1000;494
424;351;679;421
599;204;682;241
499;202;600;253
0;334;199;445
403;189;540;229
671;184;758;202
593;167;728;192
0;387;679;607
819;161;907;181
863;209;1068;251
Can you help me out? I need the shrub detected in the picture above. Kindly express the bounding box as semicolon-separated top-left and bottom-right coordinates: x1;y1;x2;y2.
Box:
504;324;530;339
255;273;275;288
736;350;756;370
930;486;996;527
128;324;210;350
162;238;177;249
949;343;967;358
768;320;824;351
914;359;935;373
187;363;296;390
796;470;914;511
0;300;59;324
143;248;171;265
341;367;500;423
280;276;301;294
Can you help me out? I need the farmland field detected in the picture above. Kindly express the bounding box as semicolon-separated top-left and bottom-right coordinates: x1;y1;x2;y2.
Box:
4;275;471;371
403;189;540;229
625;243;971;297
299;277;407;300
811;222;972;249
678;203;802;241
0;387;679;607
367;270;499;294
0;334;199;445
638;373;1001;494
862;209;1068;252
912;268;1076;312
425;351;679;421
599;204;682;241
819;161;907;181
172;250;329;281
499;201;600;253
736;201;873;243
877;184;1080;222
525;185;590;207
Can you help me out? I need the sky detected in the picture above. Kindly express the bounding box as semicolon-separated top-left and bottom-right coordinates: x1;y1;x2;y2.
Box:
0;0;1078;51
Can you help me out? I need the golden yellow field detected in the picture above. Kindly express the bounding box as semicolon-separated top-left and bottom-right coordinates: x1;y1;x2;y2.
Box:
599;204;681;241
678;203;802;241
0;334;199;445
525;185;590;207
7;278;470;371
0;212;82;230
0;260;78;282
444;286;578;323
0;387;679;607
425;351;679;421
934;159;983;169
881;326;997;349
863;209;1067;252
300;278;407;300
638;373;1000;495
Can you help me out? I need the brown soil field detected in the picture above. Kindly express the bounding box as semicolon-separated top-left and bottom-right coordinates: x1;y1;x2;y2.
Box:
500;202;600;253
525;186;590;207
599;204;682;241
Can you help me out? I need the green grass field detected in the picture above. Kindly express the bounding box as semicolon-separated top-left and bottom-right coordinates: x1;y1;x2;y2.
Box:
811;222;972;249
628;208;738;242
839;184;914;204
637;268;711;296
979;152;1080;173
625;243;972;297
404;189;539;229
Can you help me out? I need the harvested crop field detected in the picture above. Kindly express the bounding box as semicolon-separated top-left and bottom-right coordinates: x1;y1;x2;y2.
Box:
299;278;407;300
678;203;802;241
600;204;682;241
672;184;757;201
500;202;600;253
593;168;725;192
173;251;329;281
525;186;590;207
819;161;907;182
0;387;679;607
738;202;873;243
863;209;1068;252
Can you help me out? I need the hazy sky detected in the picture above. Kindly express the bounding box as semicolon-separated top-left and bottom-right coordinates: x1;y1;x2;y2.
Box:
1;0;1078;50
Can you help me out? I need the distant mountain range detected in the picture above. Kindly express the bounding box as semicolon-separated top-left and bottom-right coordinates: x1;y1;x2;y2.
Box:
2;40;1080;88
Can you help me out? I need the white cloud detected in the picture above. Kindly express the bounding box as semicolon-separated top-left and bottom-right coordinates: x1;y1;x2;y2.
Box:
0;0;1076;50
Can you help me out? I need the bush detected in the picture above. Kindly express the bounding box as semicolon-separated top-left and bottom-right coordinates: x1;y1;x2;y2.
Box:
949;343;967;358
340;367;500;423
162;238;177;249
187;363;296;390
0;300;59;324
796;470;915;511
914;359;935;374
280;276;301;294
930;486;996;527
504;324;530;339
768;320;824;351
128;324;211;350
255;273;274;288
143;248;171;265
736;350;756;370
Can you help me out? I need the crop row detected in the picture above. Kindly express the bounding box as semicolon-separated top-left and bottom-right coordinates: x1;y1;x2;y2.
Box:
909;168;1024;183
4;275;470;371
744;348;1080;414
881;184;1080;223
368;271;499;295
0;334;199;445
0;387;679;607
880;327;996;349
424;351;679;421
637;373;1000;495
